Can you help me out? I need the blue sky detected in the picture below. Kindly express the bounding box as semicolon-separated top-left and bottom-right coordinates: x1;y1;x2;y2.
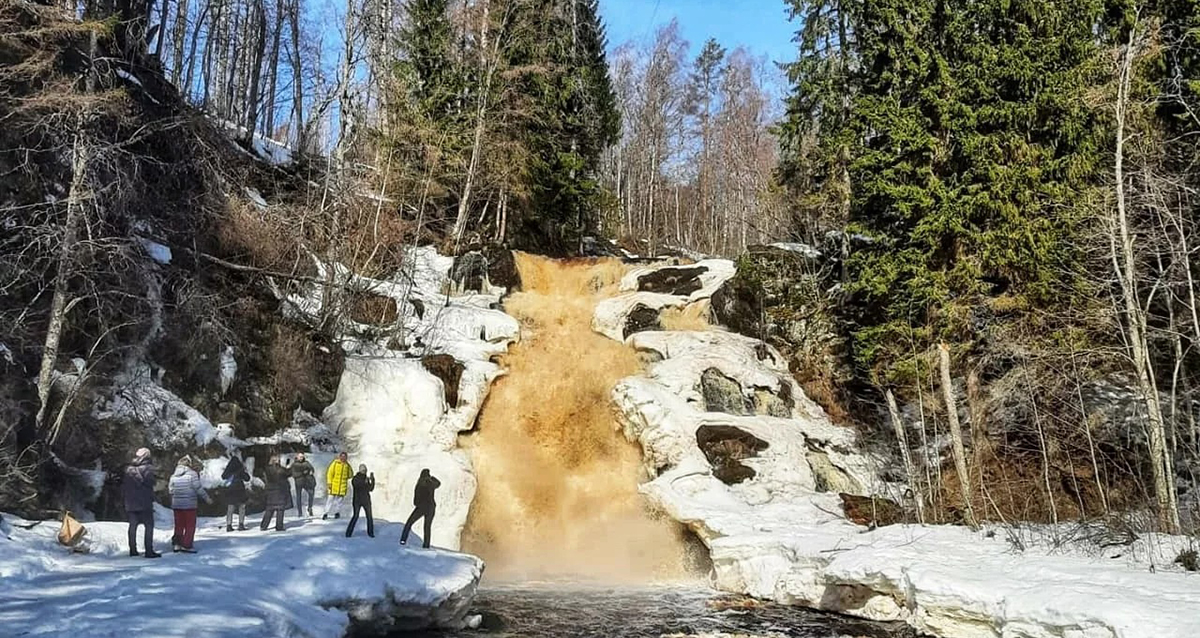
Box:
599;0;798;64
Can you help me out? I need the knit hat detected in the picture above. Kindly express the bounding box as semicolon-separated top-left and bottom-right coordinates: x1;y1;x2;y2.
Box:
133;447;151;462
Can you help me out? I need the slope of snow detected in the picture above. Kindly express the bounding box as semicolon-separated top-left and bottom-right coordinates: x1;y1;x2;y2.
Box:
600;271;1200;638
0;513;482;636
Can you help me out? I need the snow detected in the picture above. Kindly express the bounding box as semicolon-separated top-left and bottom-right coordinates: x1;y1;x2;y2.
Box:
245;187;268;209
115;68;143;87
0;342;13;365
219;345;237;396
275;245;519;549
599;273;1200;638
137;238;172;264
592;258;737;341
768;242;822;259
92;366;216;449
212;118;296;166
0;512;483;636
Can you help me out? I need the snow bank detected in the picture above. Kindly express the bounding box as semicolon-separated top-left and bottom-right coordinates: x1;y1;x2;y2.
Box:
279;246;520;549
593;259;736;341
0;513;482;636
600;266;1200;638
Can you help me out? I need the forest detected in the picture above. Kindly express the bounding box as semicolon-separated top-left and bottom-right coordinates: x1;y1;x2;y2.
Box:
3;0;1200;539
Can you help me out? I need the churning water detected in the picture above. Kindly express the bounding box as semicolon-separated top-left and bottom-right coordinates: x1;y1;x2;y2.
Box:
410;583;909;638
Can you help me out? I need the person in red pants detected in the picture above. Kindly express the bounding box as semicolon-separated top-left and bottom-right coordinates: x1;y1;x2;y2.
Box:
168;455;211;553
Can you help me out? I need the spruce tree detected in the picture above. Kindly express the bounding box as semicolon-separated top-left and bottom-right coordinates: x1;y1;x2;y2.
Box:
502;0;620;253
842;0;1106;378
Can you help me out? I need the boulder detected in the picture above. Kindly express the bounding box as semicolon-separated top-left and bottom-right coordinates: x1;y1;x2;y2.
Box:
696;425;769;485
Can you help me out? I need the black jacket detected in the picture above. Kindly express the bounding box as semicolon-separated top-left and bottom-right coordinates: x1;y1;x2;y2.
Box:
221;457;251;505
413;473;440;510
263;464;292;510
351;472;374;506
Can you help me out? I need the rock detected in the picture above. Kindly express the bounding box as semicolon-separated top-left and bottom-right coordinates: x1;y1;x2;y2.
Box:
484;247;520;291
624;304;662;339
422;354;465;409
451;251;488;293
751;386;792;418
636;265;707;295
838;493;905;528
592;258;737;341
696;425;769;485
700;368;750;416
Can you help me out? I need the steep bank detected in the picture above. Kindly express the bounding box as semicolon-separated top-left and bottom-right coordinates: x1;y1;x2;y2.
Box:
461;253;692;581
600;259;1200;638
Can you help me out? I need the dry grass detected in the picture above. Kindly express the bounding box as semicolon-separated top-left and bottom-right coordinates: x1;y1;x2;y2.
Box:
660;301;713;332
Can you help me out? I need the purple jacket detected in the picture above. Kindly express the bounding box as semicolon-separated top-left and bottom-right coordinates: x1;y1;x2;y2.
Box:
122;459;156;513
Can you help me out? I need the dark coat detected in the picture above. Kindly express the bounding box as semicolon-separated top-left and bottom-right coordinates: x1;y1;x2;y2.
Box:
290;459;316;490
222;457;251;505
122;459;156;513
351;472;374;506
413;472;440;511
263;464;292;510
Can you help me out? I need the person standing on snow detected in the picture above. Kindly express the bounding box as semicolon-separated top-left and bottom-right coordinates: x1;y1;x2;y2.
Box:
289;452;316;517
221;452;251;532
123;447;160;558
323;452;352;520
260;455;292;531
345;464;375;538
168;455;211;553
400;468;440;549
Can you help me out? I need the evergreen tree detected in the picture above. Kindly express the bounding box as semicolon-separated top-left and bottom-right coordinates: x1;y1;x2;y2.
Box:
502;0;620;253
387;0;470;225
776;0;858;245
842;0;1107;378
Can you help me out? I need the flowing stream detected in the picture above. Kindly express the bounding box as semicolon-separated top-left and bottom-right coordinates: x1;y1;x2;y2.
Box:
408;583;909;638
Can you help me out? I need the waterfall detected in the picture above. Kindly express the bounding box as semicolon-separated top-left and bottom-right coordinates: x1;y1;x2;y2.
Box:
461;253;692;582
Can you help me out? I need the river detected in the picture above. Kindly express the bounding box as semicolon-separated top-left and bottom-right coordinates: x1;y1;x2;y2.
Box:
406;582;912;638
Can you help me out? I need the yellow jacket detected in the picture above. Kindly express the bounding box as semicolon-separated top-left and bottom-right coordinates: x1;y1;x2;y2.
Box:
326;459;352;496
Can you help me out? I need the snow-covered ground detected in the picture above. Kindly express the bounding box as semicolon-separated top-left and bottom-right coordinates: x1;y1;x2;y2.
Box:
600;258;1200;638
0;510;482;636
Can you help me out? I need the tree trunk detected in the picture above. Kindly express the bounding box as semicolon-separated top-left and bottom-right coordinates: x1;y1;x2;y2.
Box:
885;388;924;523
264;0;283;137
37;115;91;433
244;0;268;140
289;0;305;151
1113;30;1180;532
938;342;977;528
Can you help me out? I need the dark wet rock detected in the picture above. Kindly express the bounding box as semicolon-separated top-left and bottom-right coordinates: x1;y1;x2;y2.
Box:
422;354;465;409
696;425;769;485
484;247;520;291
623;304;662;339
636;266;707;296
